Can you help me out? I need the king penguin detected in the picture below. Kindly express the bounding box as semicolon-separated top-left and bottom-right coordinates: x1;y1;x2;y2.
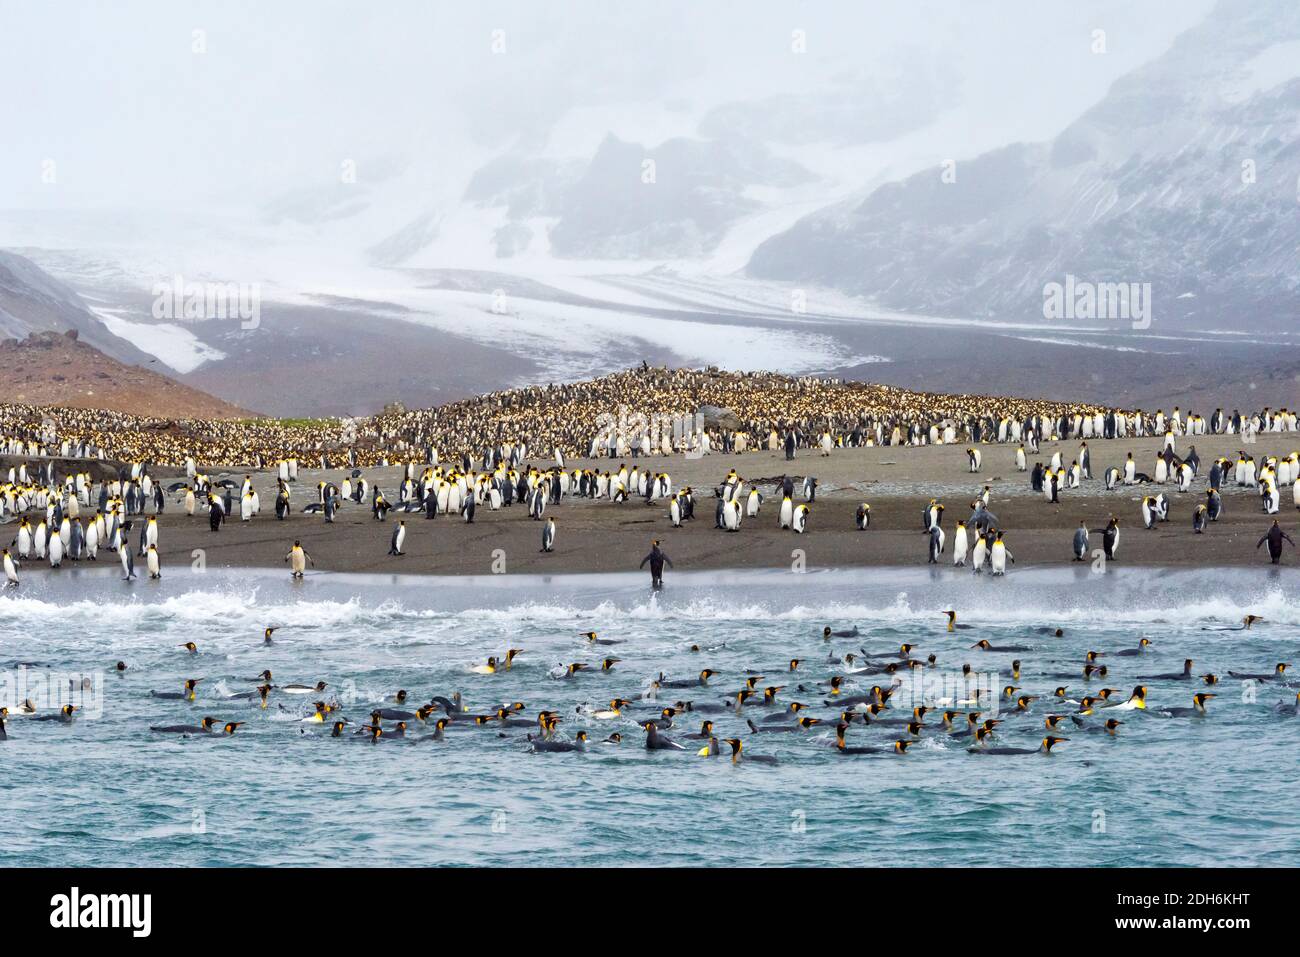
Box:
1072;521;1089;561
541;517;556;553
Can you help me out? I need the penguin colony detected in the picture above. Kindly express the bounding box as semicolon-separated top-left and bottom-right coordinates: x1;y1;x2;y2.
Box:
4;618;1293;765
1;374;1297;583
3;365;1294;470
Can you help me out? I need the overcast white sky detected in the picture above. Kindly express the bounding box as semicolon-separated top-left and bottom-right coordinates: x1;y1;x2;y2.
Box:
0;0;1214;211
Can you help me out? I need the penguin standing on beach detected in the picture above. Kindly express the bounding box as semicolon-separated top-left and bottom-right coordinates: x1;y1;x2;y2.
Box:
389;521;406;556
1072;521;1089;560
146;544;161;579
952;520;968;566
990;534;1013;576
779;495;793;530
855;503;871;530
1192;504;1208;533
1206;489;1223;522
541;517;556;553
1103;518;1120;561
1257;521;1294;564
927;524;945;564
792;503;809;534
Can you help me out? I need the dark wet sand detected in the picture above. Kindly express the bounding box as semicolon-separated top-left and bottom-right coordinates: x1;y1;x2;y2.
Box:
128;433;1300;576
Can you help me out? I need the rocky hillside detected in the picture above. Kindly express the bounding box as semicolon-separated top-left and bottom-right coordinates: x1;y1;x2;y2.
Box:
0;330;254;419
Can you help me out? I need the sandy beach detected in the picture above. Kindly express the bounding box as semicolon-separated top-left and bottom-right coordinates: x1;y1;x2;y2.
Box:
94;432;1300;576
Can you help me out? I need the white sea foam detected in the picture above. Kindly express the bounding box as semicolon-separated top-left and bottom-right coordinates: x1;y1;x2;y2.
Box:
2;571;1295;631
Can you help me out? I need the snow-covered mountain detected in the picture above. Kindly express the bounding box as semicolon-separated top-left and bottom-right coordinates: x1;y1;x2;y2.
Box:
747;0;1300;330
0;250;151;363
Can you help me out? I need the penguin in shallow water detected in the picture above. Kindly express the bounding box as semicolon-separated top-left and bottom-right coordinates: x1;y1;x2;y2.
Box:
118;542;135;581
146;544;161;579
3;549;18;588
286;541;313;578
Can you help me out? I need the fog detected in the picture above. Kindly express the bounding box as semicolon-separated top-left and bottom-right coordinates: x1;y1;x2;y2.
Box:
1;0;1212;213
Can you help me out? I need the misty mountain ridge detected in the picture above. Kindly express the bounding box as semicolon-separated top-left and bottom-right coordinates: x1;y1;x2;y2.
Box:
747;0;1300;330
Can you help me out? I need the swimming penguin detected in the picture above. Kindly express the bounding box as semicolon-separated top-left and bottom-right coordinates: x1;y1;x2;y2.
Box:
281;680;327;695
541;517;556;552
31;704;79;724
151;716;219;735
1112;638;1153;657
1227;663;1289;682
528;730;588;753
1154;693;1215;718
641;721;685;751
1072;521;1089;560
388;520;406;556
968;735;1066;756
286;541;313;578
151;678;202;701
1139;659;1194;681
943;611;972;633
722;737;778;765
